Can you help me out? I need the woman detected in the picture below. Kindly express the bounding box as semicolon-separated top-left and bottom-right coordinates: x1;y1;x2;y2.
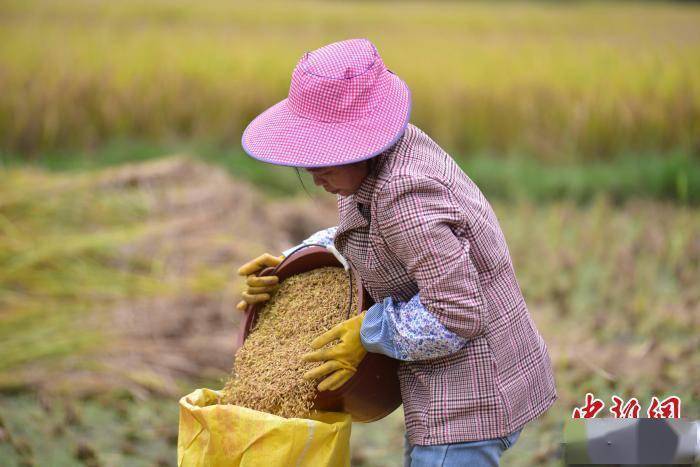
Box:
236;38;557;467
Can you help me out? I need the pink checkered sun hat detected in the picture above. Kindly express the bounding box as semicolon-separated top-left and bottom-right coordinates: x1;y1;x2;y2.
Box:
241;38;411;168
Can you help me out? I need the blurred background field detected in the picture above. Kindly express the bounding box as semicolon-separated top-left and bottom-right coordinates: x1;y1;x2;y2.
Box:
0;1;699;466
2;0;699;162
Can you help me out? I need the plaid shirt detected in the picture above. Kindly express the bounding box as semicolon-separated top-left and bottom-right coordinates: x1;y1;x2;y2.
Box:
332;123;557;445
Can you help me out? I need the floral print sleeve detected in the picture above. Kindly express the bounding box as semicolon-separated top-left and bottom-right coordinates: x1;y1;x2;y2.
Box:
281;226;338;257
360;293;468;361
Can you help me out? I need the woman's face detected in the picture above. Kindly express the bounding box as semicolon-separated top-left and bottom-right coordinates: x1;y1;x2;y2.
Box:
305;160;369;196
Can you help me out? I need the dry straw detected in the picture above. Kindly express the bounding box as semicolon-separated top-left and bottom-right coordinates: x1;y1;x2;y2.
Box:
220;266;357;418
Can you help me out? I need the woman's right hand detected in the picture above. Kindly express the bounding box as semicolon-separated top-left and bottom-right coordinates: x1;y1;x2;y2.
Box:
235;253;285;312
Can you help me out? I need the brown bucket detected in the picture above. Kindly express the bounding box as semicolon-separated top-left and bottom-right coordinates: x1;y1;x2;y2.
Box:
239;245;401;422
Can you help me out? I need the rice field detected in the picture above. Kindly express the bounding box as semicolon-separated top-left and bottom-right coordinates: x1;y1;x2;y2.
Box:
0;159;697;465
1;1;698;464
1;0;699;159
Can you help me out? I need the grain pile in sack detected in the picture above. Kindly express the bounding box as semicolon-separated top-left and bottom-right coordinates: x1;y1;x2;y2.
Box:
178;388;351;467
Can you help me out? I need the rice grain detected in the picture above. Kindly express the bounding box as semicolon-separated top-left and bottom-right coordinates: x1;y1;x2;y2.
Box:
220;266;357;418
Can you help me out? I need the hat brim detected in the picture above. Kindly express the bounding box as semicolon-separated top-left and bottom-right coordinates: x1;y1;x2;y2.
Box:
241;73;411;168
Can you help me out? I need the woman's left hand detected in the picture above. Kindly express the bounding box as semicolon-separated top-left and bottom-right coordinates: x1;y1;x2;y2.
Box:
235;252;284;312
301;312;367;391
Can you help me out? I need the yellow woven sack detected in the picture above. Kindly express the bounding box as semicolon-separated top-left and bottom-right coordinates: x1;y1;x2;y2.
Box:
178;388;352;467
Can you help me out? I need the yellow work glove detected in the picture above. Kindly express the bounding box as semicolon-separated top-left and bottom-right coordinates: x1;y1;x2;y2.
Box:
235;253;285;312
301;311;367;392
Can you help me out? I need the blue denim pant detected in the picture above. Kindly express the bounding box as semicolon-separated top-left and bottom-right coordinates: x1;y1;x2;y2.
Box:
403;428;522;467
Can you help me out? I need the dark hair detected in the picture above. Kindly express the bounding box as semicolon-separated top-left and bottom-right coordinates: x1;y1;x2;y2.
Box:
294;167;312;197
